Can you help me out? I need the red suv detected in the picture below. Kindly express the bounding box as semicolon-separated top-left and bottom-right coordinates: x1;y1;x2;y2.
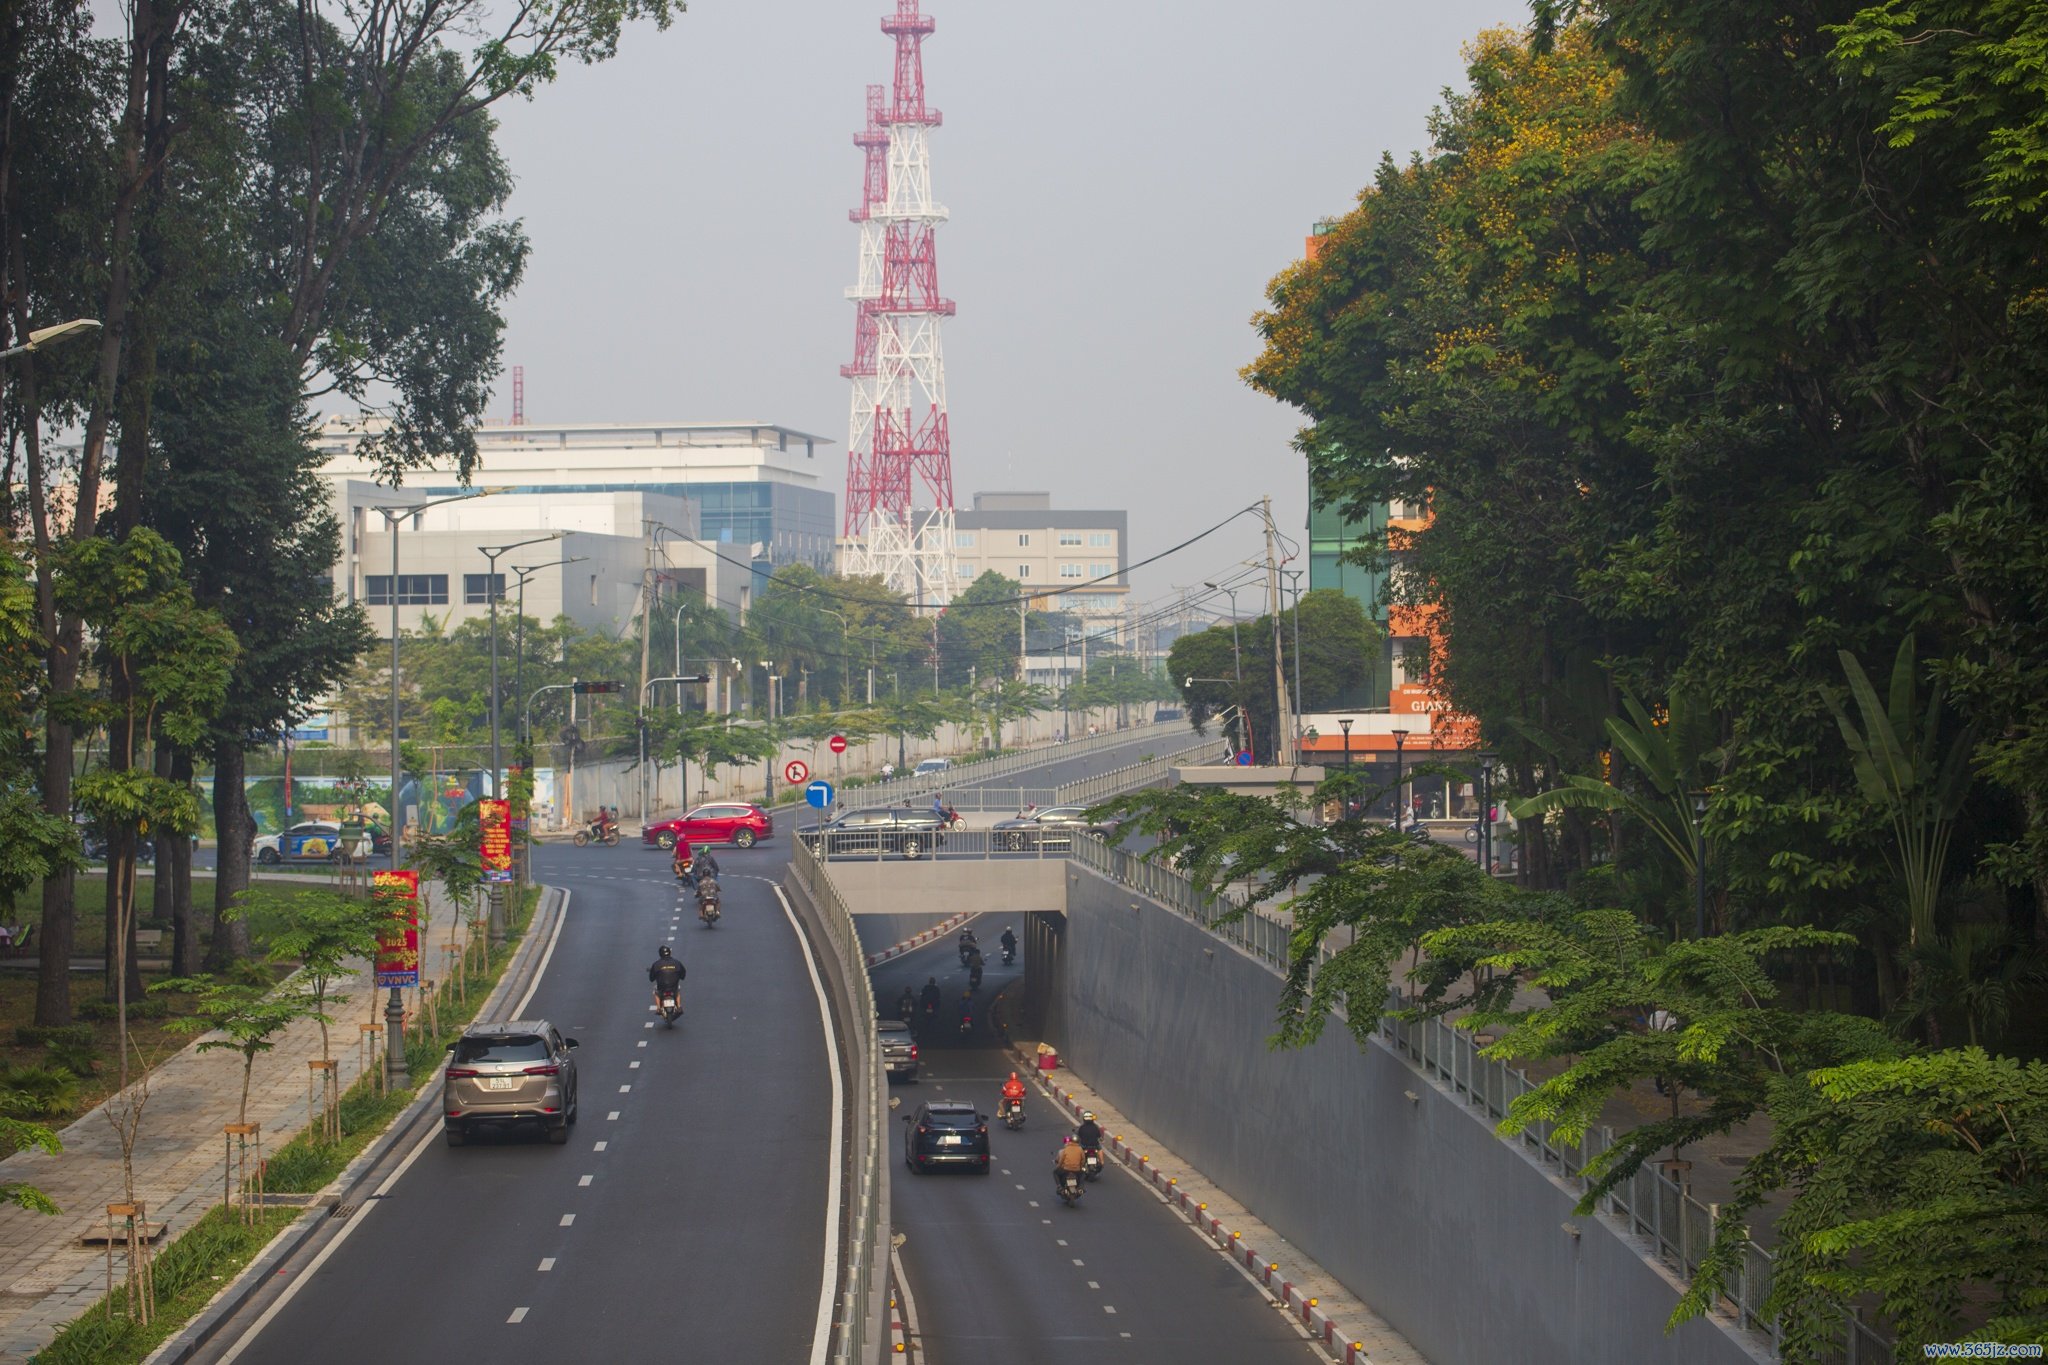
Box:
643;802;773;851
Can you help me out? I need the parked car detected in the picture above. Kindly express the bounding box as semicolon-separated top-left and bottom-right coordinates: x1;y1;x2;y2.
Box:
642;802;773;851
878;1018;919;1082
902;1099;989;1173
989;804;1120;852
912;757;952;778
442;1019;580;1146
800;807;949;859
254;821;356;864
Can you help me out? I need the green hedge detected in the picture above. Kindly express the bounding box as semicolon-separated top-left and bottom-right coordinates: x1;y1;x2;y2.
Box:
14;1023;95;1048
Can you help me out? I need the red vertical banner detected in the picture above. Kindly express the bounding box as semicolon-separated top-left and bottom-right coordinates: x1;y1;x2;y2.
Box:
371;869;421;987
479;798;512;884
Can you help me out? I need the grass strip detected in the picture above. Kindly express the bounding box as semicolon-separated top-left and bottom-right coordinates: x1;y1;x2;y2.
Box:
29;885;543;1365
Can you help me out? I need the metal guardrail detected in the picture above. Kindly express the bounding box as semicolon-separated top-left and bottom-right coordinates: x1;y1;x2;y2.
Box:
851;720;1194;806
787;835;888;1364
1055;735;1221;806
1065;836;1891;1363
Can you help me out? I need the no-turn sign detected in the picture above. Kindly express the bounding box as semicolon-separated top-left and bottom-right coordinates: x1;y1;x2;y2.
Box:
784;759;810;786
828;734;848;754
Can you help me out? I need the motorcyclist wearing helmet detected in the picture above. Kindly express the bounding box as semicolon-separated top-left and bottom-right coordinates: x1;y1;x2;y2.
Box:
670;835;696;883
1053;1135;1088;1194
691;847;721;882
647;944;685;1011
1000;1071;1027;1121
897;986;917;1021
919;976;941;1015
999;926;1018;957
1075;1110;1103;1153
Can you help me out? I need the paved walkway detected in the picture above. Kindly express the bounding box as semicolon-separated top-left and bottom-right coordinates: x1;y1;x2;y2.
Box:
0;882;486;1362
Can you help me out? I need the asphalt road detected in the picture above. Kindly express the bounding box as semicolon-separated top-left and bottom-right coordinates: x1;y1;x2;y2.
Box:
868;926;1318;1365
196;839;832;1364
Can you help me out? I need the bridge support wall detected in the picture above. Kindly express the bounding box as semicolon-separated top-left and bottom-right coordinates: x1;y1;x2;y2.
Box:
1042;865;1770;1365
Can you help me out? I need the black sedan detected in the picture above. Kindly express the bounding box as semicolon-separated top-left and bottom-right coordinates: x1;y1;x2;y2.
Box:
902;1100;989;1173
989;804;1118;852
799;807;949;859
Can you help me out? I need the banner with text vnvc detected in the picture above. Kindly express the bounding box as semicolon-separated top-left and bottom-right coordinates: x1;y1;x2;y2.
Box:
479;797;513;883
371;868;421;988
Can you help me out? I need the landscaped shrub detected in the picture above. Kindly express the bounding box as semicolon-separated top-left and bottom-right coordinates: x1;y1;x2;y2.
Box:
14;1023;94;1048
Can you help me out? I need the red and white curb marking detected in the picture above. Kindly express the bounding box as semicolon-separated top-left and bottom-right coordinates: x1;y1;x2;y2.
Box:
1034;1076;1377;1364
864;910;974;968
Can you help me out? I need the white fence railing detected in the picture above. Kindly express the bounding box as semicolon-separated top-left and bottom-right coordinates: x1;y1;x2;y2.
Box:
1055;735;1221;806
851;720;1195;807
787;835;889;1364
1065;836;1891;1364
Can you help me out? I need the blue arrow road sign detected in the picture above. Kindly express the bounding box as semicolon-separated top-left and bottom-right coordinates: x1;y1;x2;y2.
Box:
806;780;835;809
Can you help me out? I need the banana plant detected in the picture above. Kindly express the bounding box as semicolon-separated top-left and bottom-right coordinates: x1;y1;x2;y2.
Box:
1824;637;1976;963
1508;689;1716;884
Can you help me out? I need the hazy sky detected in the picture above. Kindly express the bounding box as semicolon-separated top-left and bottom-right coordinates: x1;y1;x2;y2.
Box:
485;0;1531;605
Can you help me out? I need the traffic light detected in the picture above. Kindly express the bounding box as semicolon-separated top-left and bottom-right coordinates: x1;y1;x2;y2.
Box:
572;680;624;695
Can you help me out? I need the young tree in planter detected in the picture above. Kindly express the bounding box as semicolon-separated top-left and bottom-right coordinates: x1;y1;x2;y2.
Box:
152;975;327;1127
232;887;384;1064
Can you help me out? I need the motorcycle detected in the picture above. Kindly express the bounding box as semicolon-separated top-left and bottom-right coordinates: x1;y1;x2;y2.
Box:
1056;1168;1084;1208
573;821;621;848
1000;1098;1026;1130
942;805;965;831
656;987;682;1026
958;935;978;966
957;1008;973;1039
696;876;721;926
1082;1147;1103;1181
1001;942;1017;966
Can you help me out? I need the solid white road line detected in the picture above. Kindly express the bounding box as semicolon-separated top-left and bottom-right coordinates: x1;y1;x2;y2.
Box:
216;888;577;1365
772;881;844;1365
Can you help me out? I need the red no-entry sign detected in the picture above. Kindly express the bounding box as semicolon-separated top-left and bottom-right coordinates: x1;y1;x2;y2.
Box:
784;760;810;785
828;734;847;754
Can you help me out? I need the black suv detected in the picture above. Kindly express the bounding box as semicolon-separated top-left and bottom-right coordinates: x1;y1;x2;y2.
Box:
878;1018;919;1081
802;807;948;859
989;804;1119;852
902;1100;990;1172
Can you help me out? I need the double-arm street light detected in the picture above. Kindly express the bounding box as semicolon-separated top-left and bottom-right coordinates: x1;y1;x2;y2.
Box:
366;485;506;1090
510;556;587;746
479;534;563;801
0;317;100;361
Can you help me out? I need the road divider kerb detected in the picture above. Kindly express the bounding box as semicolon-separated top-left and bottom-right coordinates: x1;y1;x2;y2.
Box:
1028;1062;1379;1364
862;910;973;968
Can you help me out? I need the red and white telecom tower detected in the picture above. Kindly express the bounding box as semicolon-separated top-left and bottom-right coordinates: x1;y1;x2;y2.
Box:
841;0;956;605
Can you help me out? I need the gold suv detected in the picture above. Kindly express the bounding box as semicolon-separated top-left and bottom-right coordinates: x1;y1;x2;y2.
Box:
443;1020;580;1146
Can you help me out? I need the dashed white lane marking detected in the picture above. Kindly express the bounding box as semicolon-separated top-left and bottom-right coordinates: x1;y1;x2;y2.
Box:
559;1214;575;1227
643;1022;654;1029
637;1040;648;1048
508;1306;530;1323
594;1141;607;1151
1014;1183;1025;1190
607;1111;621;1120
1072;1259;1085;1266
1103;1305;1118;1315
538;1258;555;1272
1088;1280;1100;1289
578;1175;593;1187
1120;1331;1132;1338
1055;1239;1067;1247
1028;1200;1040;1208
1041;1219;1051;1224
629;1060;641;1069
619;1084;632;1093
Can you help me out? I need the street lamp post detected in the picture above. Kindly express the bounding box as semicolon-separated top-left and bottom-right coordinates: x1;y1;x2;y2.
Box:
1338;717;1354;821
1691;790;1710;939
368;486;505;1091
1202;580;1243;684
479;535;562;802
1475;749;1496;875
1391;728;1411;832
1282;569;1305;753
760;661;777;807
0;317;100;361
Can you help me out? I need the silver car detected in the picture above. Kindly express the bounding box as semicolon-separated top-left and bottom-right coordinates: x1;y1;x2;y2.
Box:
442;1019;580;1146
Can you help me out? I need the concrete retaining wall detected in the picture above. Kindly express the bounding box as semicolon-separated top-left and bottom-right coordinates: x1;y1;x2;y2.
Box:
1042;866;1770;1365
823;858;1067;919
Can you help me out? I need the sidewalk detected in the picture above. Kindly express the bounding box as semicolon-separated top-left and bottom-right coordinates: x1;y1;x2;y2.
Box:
0;883;483;1362
1014;1046;1427;1365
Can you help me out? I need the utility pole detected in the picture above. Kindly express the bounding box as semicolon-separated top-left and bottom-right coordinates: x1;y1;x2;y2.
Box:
1263;496;1294;767
637;523;656;815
